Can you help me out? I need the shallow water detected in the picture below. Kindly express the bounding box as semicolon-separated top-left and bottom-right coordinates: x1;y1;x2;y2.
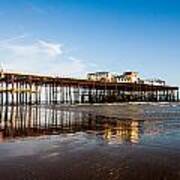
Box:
0;104;180;180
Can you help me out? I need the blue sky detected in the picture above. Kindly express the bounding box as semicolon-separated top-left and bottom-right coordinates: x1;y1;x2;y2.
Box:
0;0;180;86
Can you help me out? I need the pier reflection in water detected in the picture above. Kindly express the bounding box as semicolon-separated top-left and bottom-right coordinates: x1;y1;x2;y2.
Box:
1;105;180;180
0;105;142;144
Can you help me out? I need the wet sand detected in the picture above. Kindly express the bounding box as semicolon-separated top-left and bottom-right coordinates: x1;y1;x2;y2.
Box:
0;103;180;180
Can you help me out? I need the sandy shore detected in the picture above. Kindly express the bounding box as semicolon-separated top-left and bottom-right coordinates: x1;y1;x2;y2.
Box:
0;132;180;180
0;104;180;180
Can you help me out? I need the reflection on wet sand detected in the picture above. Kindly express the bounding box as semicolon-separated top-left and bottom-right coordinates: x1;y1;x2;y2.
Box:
103;121;141;144
0;105;142;144
1;104;180;180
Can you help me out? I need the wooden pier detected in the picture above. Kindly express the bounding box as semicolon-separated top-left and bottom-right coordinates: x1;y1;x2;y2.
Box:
0;71;178;105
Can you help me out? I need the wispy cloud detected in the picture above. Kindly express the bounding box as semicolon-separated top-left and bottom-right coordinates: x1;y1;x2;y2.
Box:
0;34;27;45
0;40;63;58
48;56;87;77
38;40;63;57
0;35;90;77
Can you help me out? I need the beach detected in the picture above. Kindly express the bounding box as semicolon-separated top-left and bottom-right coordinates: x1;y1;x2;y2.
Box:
0;103;180;180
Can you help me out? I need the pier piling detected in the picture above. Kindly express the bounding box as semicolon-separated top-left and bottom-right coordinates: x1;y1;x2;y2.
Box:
0;72;178;105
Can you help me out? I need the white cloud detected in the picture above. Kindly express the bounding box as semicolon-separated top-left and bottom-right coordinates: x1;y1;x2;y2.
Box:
0;39;63;58
38;40;63;57
48;56;86;77
0;34;27;44
0;36;89;77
